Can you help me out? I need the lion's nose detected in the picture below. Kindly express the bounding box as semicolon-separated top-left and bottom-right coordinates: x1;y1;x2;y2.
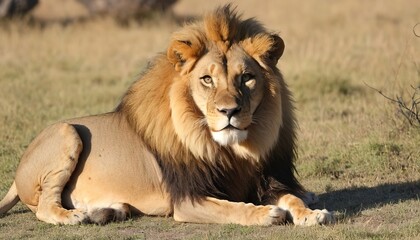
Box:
217;106;241;118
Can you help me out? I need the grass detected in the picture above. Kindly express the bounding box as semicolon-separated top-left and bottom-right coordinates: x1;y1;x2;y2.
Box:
1;0;420;239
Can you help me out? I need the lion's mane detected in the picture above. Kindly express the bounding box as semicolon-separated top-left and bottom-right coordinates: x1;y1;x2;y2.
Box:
117;5;304;205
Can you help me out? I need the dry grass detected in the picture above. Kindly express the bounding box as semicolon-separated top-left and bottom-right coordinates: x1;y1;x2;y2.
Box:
1;0;419;239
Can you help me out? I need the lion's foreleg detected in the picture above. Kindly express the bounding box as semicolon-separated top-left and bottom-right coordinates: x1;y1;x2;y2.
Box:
277;193;333;226
173;197;286;226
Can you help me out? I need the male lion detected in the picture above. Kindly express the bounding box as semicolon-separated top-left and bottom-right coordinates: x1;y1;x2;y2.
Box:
0;5;333;226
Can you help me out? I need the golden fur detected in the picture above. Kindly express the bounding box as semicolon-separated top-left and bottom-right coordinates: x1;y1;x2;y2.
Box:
0;5;333;226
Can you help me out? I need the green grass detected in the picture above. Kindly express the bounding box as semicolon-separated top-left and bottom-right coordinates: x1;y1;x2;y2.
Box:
1;0;419;239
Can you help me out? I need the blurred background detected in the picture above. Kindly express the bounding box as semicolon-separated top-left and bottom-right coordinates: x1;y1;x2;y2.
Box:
0;0;419;239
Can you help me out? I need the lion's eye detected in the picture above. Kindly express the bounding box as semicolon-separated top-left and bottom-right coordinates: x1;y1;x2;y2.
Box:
241;73;254;83
200;75;213;87
242;73;256;89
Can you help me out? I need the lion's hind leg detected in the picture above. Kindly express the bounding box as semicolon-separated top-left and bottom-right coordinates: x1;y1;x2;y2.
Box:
16;123;87;225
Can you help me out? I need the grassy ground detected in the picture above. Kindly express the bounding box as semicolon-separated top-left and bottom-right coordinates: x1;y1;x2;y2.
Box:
0;0;419;239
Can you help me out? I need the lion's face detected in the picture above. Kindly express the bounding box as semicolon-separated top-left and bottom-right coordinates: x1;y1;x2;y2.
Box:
189;46;265;146
166;15;286;154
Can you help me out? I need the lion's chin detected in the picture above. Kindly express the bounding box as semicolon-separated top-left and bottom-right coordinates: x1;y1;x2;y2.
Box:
211;128;248;146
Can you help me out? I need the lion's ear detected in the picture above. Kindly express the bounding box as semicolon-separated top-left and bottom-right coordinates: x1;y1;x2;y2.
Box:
167;35;204;75
267;34;285;64
241;34;285;69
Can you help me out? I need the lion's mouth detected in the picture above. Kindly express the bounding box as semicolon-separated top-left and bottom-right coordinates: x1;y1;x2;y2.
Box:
210;125;248;146
215;124;247;132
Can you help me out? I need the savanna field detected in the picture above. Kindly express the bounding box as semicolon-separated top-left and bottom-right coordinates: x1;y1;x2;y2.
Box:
0;0;419;239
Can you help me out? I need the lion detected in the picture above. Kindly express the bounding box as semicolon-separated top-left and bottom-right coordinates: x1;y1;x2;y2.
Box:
0;5;333;226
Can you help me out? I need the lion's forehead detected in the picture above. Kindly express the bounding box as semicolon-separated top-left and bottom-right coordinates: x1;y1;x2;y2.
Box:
197;48;257;83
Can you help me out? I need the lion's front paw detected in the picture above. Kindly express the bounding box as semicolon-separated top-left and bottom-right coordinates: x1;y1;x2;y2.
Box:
293;209;334;226
256;205;286;226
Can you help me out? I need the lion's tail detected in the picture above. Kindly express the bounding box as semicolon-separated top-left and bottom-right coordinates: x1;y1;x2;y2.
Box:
0;181;19;215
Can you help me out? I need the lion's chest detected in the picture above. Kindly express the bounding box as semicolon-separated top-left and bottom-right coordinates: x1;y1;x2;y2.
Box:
157;153;260;204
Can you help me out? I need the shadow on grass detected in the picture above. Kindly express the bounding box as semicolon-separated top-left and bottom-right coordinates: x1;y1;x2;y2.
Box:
313;180;420;216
